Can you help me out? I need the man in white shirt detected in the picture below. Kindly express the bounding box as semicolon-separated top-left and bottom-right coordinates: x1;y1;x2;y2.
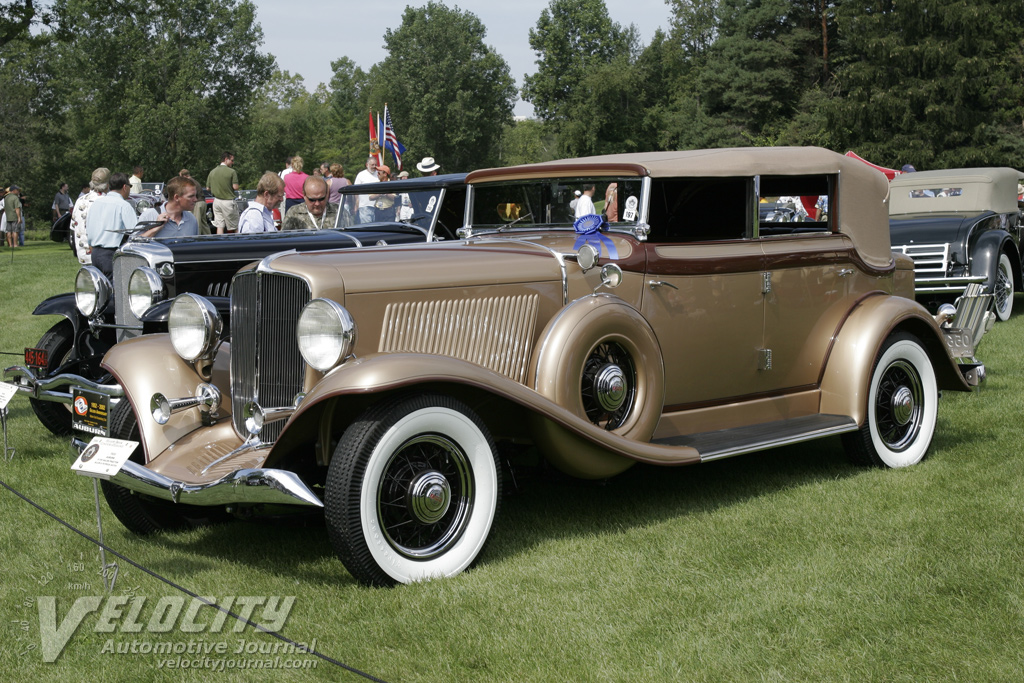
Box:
574;184;597;219
353;156;380;223
129;166;144;194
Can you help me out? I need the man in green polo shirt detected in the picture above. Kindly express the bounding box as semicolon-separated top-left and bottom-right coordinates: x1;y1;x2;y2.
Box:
206;151;240;234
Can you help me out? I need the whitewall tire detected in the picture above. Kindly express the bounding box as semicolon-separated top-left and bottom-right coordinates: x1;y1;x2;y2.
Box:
993;252;1015;322
326;394;501;586
843;333;938;468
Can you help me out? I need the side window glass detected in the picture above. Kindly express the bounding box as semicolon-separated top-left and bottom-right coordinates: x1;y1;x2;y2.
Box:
647;178;750;243
757;175;833;237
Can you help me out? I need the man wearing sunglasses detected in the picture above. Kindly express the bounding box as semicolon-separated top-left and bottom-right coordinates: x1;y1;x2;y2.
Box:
282;175;339;231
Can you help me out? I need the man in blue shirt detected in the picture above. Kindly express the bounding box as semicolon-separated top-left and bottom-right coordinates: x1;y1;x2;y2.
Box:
86;172;137;278
238;172;285;234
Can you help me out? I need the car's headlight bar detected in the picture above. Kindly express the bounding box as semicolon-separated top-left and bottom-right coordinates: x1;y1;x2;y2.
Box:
168;293;223;362
296;298;357;372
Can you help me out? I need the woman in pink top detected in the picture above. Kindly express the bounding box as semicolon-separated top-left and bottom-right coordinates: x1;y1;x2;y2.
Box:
283;156;309;214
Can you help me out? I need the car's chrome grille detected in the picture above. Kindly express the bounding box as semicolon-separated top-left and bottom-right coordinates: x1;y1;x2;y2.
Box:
113;253;148;342
893;243;950;276
230;270;310;442
379;295;539;383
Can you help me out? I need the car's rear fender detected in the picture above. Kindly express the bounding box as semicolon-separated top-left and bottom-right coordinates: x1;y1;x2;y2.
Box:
820;294;971;426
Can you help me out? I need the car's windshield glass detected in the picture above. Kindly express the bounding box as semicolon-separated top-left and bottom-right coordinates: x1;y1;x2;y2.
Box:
335;187;444;231
469;177;643;231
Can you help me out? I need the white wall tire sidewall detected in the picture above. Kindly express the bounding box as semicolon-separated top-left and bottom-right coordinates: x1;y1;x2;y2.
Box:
359;406;498;584
868;339;937;468
995;253;1014;321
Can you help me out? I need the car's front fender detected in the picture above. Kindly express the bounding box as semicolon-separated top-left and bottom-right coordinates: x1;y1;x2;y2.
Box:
33;292;94;337
268;353;699;477
970;231;1020;292
101;334;232;462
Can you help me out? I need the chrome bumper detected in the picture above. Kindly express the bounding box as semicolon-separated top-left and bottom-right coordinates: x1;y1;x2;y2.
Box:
72;439;323;508
3;365;125;404
914;275;987;295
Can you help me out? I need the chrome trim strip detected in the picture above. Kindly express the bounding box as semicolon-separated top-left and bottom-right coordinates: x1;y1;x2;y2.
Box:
3;366;124;403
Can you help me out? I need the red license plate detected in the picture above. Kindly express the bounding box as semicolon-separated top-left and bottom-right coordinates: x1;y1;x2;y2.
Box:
25;347;49;369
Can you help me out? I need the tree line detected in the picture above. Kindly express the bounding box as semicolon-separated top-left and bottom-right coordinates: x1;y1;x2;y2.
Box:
2;0;1022;221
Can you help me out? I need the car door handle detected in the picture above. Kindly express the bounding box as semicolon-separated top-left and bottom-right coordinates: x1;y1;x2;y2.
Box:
649;280;679;290
838;269;854;277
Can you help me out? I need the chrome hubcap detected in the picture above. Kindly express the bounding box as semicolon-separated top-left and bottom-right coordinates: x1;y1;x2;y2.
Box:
890;386;915;426
407;471;451;524
581;341;637;431
595;365;627;413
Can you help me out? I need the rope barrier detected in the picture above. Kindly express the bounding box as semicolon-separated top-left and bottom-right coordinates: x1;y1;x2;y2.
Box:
0;476;389;683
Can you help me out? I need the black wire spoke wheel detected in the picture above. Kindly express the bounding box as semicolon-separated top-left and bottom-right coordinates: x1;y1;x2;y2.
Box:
873;359;924;452
377;434;474;559
580;341;636;430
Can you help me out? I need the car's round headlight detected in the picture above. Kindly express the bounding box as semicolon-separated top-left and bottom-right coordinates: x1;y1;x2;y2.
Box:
168;294;222;362
296;299;356;372
128;267;165;318
74;266;112;317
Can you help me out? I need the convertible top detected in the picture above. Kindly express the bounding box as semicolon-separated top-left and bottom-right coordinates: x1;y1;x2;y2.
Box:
468;147;893;270
889;167;1023;217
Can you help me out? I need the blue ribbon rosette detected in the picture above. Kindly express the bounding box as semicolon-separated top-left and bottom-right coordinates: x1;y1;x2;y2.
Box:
572;214;618;260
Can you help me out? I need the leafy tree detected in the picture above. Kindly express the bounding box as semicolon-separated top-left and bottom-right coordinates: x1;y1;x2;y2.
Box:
0;0;50;49
37;0;274;187
521;0;638;155
498;119;558;167
366;2;516;172
695;0;819;141
824;0;1024;168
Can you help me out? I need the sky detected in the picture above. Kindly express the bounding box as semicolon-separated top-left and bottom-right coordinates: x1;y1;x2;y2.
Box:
253;0;674;118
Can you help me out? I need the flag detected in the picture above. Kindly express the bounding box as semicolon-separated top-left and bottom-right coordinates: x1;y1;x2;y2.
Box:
382;104;406;171
368;110;381;165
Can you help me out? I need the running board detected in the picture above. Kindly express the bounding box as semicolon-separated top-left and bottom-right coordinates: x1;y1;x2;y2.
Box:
652;414;858;462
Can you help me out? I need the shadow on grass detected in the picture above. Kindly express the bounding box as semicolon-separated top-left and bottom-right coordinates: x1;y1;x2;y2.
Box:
126;436;866;586
485;436;864;566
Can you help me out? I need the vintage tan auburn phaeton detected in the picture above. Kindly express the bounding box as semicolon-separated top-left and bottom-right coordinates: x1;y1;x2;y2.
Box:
72;147;989;586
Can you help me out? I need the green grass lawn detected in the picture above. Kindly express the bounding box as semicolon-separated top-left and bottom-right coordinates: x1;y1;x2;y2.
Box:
1;240;1023;681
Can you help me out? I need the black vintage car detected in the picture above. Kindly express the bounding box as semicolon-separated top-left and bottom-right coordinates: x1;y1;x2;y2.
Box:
889;167;1023;321
333;171;467;240
6;173;467;435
